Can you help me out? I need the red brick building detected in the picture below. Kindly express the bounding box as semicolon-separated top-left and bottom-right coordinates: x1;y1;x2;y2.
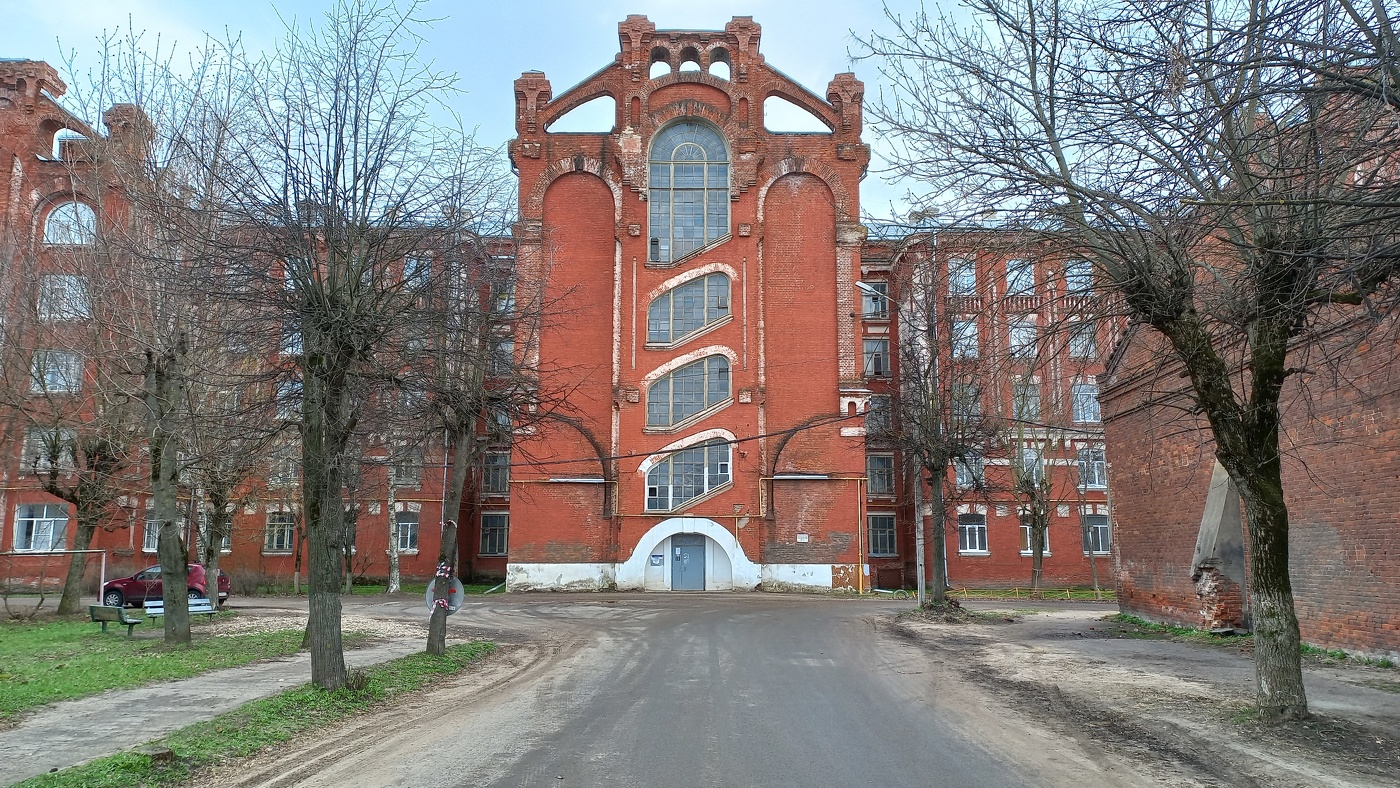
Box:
858;229;1118;592
503;16;871;591
1102;321;1400;660
498;17;1118;592
0;60;455;592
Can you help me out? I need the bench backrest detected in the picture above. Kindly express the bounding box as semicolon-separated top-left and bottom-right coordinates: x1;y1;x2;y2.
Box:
144;599;215;614
89;605;121;621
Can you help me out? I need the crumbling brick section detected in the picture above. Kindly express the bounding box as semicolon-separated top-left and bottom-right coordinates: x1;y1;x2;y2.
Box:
1192;563;1244;631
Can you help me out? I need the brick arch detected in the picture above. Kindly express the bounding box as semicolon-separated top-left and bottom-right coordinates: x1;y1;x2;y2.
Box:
647;70;733;95
756;158;852;221
524;157;623;219
539;87;617;130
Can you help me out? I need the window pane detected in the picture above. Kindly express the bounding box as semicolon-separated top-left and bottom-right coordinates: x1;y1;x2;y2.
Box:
861;281;889;318
952;320;978;358
948;258;976;296
1065;259;1093;294
867;455;895;495
648;123;729;263
1009;321;1036;358
1012;381;1040;421
481;513;509;555
647;356;730;427
38;275;91;320
1069;321;1097;358
395;511;420;551
44;202;96;245
868;515;897;557
863;339;889;377
645;440;730;511
1072;383;1101;423
1006;259;1034;296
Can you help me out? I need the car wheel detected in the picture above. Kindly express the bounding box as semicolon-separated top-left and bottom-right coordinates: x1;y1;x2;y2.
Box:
188;590;206;600
103;590;124;607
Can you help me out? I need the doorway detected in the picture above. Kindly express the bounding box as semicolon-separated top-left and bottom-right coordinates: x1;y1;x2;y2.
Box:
671;534;706;590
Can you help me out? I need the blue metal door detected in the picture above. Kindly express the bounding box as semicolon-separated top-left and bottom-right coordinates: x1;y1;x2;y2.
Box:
671;534;706;590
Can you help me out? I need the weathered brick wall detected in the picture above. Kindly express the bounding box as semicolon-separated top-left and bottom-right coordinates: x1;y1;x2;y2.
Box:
1103;324;1400;657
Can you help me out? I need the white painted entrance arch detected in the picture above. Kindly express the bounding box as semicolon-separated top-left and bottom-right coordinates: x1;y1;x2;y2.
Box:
617;517;761;591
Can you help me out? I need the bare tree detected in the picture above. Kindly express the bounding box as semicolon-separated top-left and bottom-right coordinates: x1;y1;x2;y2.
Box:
174;0;515;688
860;0;1400;720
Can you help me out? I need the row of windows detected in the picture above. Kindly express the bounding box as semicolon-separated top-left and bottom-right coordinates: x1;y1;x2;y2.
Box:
866;447;1107;494
858;379;1101;426
956;513;1111;556
945;257;1094;297
861;320;1099;372
7;506;508;559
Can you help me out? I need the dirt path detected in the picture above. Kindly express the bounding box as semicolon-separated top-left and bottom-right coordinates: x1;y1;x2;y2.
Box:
894;605;1400;788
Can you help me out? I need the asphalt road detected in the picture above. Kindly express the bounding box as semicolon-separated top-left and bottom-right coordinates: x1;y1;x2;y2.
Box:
228;595;1040;788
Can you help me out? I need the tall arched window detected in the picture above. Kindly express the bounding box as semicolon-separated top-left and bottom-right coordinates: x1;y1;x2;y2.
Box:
43;201;96;245
648;273;730;344
647;355;730;427
649;122;729;263
646;440;731;511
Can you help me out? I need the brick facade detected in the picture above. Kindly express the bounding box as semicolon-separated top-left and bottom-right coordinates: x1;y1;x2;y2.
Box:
1102;322;1400;660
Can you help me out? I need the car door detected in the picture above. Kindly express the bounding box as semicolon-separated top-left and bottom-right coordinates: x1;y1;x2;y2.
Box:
135;566;162;602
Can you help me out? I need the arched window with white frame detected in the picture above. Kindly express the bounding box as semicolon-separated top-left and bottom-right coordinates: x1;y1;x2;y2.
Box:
645;439;731;511
43;201;96;245
648;122;729;263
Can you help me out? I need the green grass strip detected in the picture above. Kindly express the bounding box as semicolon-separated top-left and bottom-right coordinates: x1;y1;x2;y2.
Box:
0;617;368;721
15;641;496;788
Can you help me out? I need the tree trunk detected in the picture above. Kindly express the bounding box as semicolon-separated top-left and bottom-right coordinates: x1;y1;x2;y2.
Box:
203;487;231;608
386;468;400;594
56;514;95;615
925;464;949;604
148;345;192;645
1232;464;1308;720
302;370;350;690
427;425;473;655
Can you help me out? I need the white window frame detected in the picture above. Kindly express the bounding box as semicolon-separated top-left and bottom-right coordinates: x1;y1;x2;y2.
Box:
22;428;76;475
1020;521;1051;556
1019;446;1045;486
646;355;731;428
38;275;91;320
480;512;509;556
645;440;731;512
867;513;897;558
1078;447;1107;489
30;350;82;394
1006;258;1035;296
860;281;889;319
948;257;976;296
395;510;420;552
1008;320;1037;359
142;514;160;553
264;511;296;553
954;452;985;489
863;338;890;377
957;513;988;554
13;503;69;551
951;319;978;358
1072;382;1101;423
43;201;96;245
1065;259;1093;295
1082;514;1111;555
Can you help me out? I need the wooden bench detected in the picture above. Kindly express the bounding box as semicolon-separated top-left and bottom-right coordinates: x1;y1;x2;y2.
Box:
144;598;217;621
89;605;144;637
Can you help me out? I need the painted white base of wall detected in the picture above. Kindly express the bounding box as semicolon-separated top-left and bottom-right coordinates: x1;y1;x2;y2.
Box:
761;563;834;590
507;562;615;591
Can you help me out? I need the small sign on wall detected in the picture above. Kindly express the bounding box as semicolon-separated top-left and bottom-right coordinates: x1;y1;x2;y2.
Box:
650;554;664;566
796;533;809;543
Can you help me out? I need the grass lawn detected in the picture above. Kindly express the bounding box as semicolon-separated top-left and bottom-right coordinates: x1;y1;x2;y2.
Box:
0;616;368;724
17;641;496;788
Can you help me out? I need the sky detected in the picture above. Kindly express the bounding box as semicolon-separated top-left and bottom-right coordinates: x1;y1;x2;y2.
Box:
1;0;941;221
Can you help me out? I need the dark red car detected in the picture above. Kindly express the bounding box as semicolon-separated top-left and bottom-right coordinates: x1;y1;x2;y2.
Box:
101;564;230;608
